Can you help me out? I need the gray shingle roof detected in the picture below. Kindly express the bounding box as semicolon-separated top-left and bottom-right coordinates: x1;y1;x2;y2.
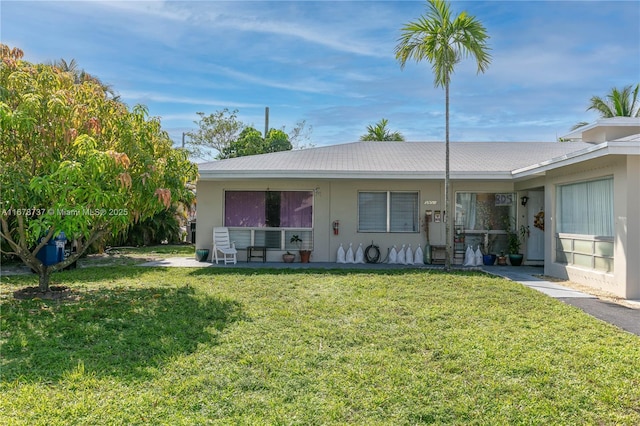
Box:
198;141;597;180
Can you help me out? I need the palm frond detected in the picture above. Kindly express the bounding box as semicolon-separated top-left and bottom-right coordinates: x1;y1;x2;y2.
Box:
395;0;490;89
586;84;640;118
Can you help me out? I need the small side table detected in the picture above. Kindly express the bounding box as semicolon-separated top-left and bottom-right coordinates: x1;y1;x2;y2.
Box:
246;246;267;263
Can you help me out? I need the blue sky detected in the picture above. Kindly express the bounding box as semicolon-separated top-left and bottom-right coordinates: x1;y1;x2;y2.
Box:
2;1;639;150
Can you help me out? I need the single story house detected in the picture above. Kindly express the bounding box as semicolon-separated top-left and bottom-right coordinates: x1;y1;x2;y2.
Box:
197;117;640;300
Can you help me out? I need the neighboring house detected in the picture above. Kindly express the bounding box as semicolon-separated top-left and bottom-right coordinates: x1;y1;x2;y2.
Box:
197;118;640;299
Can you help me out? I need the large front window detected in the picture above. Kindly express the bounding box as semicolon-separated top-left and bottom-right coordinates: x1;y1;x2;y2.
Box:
225;190;313;228
358;191;419;232
224;190;313;250
555;178;614;272
556;178;613;236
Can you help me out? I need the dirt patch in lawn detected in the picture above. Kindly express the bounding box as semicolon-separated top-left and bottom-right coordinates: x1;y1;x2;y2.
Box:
13;285;79;301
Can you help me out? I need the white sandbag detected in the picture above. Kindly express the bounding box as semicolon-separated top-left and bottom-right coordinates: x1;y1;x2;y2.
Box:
355;243;365;263
346;243;355;263
405;244;414;265
474;246;483;266
463;245;475;266
336;243;346;263
398;244;406;265
414;244;424;265
388;245;398;264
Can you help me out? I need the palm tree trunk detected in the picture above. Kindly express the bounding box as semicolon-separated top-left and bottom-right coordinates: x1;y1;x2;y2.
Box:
444;80;451;271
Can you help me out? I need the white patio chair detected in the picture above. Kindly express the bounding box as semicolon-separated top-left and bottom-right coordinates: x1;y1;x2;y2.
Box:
212;227;237;265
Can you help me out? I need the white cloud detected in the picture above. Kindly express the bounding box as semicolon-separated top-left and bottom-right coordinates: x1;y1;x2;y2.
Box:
119;90;261;109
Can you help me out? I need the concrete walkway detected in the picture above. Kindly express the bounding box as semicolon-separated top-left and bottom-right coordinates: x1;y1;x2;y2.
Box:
482;266;595;298
482;265;640;336
140;258;640;336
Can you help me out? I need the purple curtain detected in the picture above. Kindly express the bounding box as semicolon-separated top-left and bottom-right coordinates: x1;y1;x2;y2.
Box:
225;191;265;227
225;191;312;228
280;191;313;227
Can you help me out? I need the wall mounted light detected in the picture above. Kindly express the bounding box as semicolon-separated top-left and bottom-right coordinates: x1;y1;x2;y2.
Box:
520;196;529;206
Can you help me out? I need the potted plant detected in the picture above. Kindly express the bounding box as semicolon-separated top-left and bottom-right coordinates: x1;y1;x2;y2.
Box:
506;222;528;266
290;234;311;263
482;232;497;265
195;248;210;262
282;251;295;263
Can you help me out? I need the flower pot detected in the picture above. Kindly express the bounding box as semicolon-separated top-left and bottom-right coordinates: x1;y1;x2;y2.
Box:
299;250;311;263
497;255;507;266
508;254;524;266
195;249;209;262
482;254;496;266
283;253;295;263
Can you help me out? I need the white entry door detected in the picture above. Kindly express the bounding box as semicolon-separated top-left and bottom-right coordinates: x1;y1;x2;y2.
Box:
526;191;544;261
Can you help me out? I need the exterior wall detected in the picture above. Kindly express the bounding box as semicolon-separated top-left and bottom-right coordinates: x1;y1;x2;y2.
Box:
582;125;640;142
197;178;517;263
328;179;442;262
623;156;640;299
544;156;638;299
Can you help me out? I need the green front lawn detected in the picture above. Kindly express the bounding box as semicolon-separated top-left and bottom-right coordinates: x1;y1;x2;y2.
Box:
1;267;639;424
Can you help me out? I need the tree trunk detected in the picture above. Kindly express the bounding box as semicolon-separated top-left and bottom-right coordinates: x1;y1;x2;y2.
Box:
38;266;52;292
444;81;451;271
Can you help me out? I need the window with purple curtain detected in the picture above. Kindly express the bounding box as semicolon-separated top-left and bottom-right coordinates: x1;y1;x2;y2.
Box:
225;191;265;227
225;191;313;228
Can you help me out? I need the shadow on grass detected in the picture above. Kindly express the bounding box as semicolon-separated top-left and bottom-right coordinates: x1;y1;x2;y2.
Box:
1;265;154;288
1;285;243;383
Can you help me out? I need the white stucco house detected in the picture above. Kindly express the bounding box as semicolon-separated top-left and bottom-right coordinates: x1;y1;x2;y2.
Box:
196;117;640;300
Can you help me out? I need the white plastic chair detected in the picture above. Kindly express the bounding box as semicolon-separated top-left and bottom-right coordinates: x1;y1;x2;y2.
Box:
212;227;237;264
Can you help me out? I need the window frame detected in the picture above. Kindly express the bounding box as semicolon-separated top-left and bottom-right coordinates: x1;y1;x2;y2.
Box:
357;190;419;233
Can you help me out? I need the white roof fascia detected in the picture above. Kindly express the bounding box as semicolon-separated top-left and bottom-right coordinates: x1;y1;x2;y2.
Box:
512;141;640;178
452;171;514;180
561;117;640;140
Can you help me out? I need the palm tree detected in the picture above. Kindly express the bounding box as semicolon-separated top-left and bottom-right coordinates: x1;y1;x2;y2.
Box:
395;0;491;270
50;58;119;100
572;84;640;130
50;58;80;80
359;118;405;141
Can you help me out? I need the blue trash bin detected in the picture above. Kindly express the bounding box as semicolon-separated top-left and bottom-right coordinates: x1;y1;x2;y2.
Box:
36;239;59;266
36;232;67;266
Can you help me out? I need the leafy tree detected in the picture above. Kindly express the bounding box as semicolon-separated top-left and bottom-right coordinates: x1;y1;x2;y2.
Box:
265;128;293;153
395;0;491;270
187;110;312;160
0;44;197;292
186;109;244;161
221;127;264;158
572;84;640;130
219;127;293;159
359;118;405;141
